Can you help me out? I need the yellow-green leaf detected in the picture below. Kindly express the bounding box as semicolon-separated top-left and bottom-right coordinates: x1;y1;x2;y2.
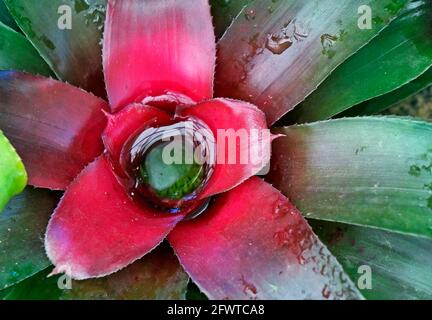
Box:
0;131;26;212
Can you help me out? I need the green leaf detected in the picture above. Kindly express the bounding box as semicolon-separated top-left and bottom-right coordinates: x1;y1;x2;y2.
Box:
0;187;58;290
0;286;12;299
4;0;106;97
215;0;409;124
2;268;60;300
186;282;208;300
291;0;432;123
0;0;18;31
0;131;26;212
343;67;432;117
268;117;432;238
310;220;432;299
3;244;189;300
210;0;252;38
0;22;52;75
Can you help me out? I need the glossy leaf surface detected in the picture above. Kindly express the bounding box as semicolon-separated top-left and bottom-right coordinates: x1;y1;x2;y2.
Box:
311;220;432;300
178;98;270;198
5;0;106;96
170;177;362;300
292;0;432;123
0;188;58;290
0;71;108;190
343;67;432;117
268;117;432;238
103;0;215;111
0;22;52;75
45;156;184;280
3;245;188;300
0;0;18;31
215;0;409;124
0;130;26;211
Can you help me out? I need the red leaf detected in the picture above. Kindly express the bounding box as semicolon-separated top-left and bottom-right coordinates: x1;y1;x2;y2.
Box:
0;71;107;190
178;98;271;198
169;177;362;300
103;0;216;112
45;155;184;280
102;103;172;166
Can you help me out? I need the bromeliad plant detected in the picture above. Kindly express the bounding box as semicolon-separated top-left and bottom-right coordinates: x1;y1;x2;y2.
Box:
0;0;432;300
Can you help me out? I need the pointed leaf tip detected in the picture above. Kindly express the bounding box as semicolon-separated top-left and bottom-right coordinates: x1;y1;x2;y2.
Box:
45;156;184;280
4;0;107;97
169;177;362;300
269;117;432;239
0;71;108;190
292;0;432;123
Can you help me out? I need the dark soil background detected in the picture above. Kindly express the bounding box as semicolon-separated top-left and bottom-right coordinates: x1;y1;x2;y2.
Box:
386;86;432;120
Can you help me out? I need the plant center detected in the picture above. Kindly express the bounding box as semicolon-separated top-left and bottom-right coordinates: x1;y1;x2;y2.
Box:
123;120;215;214
139;141;205;200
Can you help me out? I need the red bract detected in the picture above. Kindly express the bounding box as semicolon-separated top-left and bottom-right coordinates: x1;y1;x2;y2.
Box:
0;0;360;299
103;0;215;111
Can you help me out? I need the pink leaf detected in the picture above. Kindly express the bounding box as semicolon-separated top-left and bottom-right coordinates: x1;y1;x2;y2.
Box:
45;155;184;280
178;98;271;198
169;177;362;300
0;71;107;190
103;0;216;112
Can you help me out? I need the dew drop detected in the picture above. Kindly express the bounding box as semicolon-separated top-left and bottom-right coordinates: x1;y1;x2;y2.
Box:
273;228;292;248
265;19;306;55
273;197;295;217
321;284;331;299
320;33;339;58
83;3;106;30
266;33;293;55
409;165;421;177
241;276;258;297
244;8;256;21
265;19;309;54
320;33;338;48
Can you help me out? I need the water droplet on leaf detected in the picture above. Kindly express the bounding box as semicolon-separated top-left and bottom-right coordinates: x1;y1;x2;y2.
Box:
244;8;256;21
266;33;293;54
265;19;308;55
